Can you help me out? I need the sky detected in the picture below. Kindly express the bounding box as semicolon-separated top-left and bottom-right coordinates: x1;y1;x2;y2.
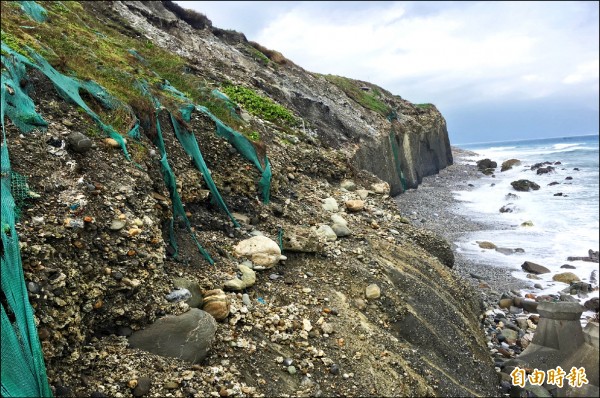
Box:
176;1;599;145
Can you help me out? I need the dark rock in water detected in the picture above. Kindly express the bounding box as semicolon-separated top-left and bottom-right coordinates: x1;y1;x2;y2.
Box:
584;297;599;312
536;166;555;175
554;161;562;165
481;168;495;176
548;181;560;186
499;203;517;213
496;247;523;256
530;162;553;170
567;249;599;263
565;176;573;180
477;158;497;171
128;309;217;363
133;376;151;397
561;264;576;269
511;180;540;192
468;183;474;187
573;167;579;171
501;159;521;172
521;261;550;274
67;132;92;153
505;193;520;200
553;192;564;196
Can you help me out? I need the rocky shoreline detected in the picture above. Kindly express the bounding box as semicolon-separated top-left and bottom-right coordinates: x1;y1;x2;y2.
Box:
395;147;599;397
394;147;531;300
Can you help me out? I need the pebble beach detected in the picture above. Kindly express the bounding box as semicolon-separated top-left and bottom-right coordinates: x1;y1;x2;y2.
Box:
395;147;531;300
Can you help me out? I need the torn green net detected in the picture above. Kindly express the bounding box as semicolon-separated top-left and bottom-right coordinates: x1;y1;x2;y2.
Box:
18;1;47;23
1;46;52;397
137;81;214;264
1;43;132;160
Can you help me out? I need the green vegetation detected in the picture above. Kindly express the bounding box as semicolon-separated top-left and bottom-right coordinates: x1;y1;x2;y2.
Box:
221;83;298;127
0;1;244;136
416;103;433;110
322;74;389;115
246;45;270;65
247;131;260;141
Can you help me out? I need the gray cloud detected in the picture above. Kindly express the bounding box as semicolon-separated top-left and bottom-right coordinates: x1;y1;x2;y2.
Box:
177;1;599;143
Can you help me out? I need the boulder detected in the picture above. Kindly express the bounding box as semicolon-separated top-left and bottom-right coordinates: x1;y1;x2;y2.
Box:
511;180;540;192
521;261;550;274
345;200;365;212
552;272;580;284
330;214;348;226
224;264;256;291
340;180;356;191
172;278;203;308
315;225;338;242
128;309;217;363
477;158;497;171
501;159;521;172
520;220;534;227
365;284;381;299
201;289;230;321
371;182;390;195
66;132;92;153
499;203;517;213
584;297;599;312
233;236;285;269
321;197;339;212
477;241;497;249
536;166;555;175
282;227;322;253
331;223;351;237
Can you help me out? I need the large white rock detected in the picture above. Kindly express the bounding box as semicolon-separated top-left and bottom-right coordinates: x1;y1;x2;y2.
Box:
233;236;285;269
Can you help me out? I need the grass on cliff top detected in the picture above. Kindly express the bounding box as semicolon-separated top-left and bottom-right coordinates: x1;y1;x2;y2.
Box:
322;74;390;116
0;1;247;134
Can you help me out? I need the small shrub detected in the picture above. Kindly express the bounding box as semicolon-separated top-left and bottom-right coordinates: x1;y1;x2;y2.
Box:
161;1;212;30
249;41;289;65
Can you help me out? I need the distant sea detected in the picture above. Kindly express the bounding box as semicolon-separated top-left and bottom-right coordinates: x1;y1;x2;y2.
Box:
453;134;599;315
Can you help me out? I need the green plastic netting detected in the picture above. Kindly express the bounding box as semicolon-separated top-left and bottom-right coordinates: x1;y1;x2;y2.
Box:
136;81;215;264
387;111;408;193
210;89;242;121
1;45;53;398
197;106;271;203
169;104;239;228
1;44;132;160
18;1;47;23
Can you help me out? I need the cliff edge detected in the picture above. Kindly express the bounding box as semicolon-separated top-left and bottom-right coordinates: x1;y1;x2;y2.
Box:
0;2;493;397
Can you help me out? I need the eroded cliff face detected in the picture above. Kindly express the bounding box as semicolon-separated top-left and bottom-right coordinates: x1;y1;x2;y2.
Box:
0;2;493;397
116;1;453;196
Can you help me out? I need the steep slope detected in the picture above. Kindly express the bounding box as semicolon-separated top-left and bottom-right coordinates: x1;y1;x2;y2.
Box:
1;2;495;397
115;1;453;195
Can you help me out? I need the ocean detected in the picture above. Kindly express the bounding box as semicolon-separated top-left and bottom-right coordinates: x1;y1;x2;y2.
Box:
453;134;599;317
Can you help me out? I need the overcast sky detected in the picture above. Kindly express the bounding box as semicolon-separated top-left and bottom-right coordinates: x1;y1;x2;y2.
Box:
176;1;599;144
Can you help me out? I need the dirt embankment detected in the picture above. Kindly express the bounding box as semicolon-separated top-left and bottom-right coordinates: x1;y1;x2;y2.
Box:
2;1;497;396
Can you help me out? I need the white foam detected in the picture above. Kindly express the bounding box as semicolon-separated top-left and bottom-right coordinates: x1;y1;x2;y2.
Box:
454;137;599;313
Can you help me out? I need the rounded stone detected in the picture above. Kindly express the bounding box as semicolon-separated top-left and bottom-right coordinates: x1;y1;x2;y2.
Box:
365;284;381;299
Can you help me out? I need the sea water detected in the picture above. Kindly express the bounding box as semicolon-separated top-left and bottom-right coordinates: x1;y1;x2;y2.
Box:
453;134;599;318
